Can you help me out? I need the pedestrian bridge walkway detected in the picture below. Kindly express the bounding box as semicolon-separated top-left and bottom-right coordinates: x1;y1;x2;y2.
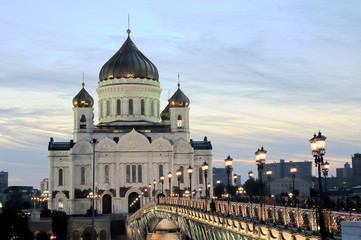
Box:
127;197;361;240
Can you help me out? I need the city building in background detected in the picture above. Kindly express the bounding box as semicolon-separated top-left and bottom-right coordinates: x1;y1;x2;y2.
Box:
352;153;361;186
40;178;49;192
48;29;213;215
263;159;312;180
336;162;353;179
270;177;311;198
0;171;8;204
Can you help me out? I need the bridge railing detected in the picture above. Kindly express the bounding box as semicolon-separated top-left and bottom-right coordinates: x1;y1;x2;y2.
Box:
158;197;361;236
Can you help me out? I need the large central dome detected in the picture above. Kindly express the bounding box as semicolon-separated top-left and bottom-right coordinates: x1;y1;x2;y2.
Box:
99;30;159;81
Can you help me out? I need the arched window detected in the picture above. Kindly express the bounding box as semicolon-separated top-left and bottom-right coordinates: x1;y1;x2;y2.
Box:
81;167;85;185
132;165;136;183
59;169;63;186
177;115;183;128
150;100;154;116
199;167;203;184
126;165;130;183
80;115;87;129
180;166;184;183
104;165;109;183
138;165;142;183
159;165;163;179
58;199;63;209
141;99;145;115
129;99;133;115
99;101;103;117
157;102;160;117
106;100;111;116
116;99;121;115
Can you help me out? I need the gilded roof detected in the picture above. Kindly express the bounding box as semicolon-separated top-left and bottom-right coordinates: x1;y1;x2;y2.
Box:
72;83;94;108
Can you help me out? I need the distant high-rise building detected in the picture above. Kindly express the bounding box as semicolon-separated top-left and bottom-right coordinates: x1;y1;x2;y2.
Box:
336;162;353;179
0;171;8;193
212;167;235;186
263;159;312;180
40;178;49;192
352;153;361;186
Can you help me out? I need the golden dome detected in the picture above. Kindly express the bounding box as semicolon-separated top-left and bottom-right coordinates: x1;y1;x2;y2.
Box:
72;83;94;108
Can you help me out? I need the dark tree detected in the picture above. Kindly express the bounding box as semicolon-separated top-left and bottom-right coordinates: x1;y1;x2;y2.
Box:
243;179;264;196
214;183;225;199
52;210;68;240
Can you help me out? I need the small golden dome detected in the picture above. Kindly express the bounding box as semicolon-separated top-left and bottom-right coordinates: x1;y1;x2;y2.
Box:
72;83;94;108
168;83;190;108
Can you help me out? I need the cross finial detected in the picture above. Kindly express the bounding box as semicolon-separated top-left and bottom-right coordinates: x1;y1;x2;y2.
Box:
177;72;180;88
82;72;85;88
127;14;131;36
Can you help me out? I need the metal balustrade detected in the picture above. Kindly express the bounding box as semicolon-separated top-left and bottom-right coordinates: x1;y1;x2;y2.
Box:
127;197;361;238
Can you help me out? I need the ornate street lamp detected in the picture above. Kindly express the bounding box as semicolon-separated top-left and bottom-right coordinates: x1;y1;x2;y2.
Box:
233;174;238;185
167;172;172;196
255;146;266;223
224;155;233;188
148;184;151;201
216;179;221;184
199;187;203;198
176;169;182;197
207;183;211;199
248;171;254;180
322;161;330;208
310;131;327;237
266;169;272;197
290;166;297;206
187;166;193;198
160;175;165;195
153;179;157;199
202;161;209;199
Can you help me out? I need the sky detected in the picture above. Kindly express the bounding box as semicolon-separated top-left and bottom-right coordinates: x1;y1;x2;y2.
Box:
0;0;360;188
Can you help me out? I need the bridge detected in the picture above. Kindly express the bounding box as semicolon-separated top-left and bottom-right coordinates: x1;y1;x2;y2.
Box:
127;197;361;240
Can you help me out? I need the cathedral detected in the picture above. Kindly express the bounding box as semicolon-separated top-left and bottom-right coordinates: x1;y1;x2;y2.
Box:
48;28;213;215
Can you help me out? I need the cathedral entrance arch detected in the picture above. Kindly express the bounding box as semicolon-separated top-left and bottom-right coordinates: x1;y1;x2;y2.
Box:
82;226;97;240
102;194;112;214
128;192;140;213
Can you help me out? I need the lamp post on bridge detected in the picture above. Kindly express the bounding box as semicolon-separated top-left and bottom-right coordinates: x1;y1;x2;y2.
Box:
153;179;157;199
266;169;272;197
233;174;238;185
322;161;330;208
187;166;193;198
160;176;165;195
168;172;172;196
225;156;233;196
310;131;327;238
202;161;209;199
290;165;297;206
176;169;182;197
255;146;266;223
148;184;151;201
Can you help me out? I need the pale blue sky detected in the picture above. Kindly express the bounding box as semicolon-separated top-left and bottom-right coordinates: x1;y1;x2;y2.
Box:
0;0;360;188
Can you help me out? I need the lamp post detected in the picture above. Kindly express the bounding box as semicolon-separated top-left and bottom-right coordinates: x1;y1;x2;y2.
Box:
216;179;221;185
199;187;203;198
290;166;297;206
144;188;148;203
224;156;233;195
148;184;151;201
90;138;97;240
168;172;172;196
160;176;165;195
153;179;156;199
255;146;266;223
202;161;209;199
248;171;254;180
322;161;330;208
176;169;182;197
207;183;211;199
266;169;272;197
233;174;238;185
187;166;193;198
310;131;327;237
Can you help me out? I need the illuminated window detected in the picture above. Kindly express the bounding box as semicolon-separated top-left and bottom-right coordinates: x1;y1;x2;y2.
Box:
126;165;130;183
132;165;136;183
116;99;121;115
129;99;133;115
141;99;145;115
59;169;63;186
81;167;85;185
138;165;142;183
106;100;110;116
177;115;184;128
58;199;63;209
104;165;109;183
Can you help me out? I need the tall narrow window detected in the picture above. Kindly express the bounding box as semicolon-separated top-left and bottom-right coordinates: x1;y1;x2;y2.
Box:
126;165;130;183
159;165;163;179
81;167;85;185
129;99;133;115
157;102;160;117
141;99;145;115
106;100;111;116
180;166;184;183
177;115;183;128
99;102;103;117
104;165;109;183
199;167;203;184
132;165;136;183
59;169;63;186
150;100;154;116
80;115;87;129
116;99;121;115
138;165;142;183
